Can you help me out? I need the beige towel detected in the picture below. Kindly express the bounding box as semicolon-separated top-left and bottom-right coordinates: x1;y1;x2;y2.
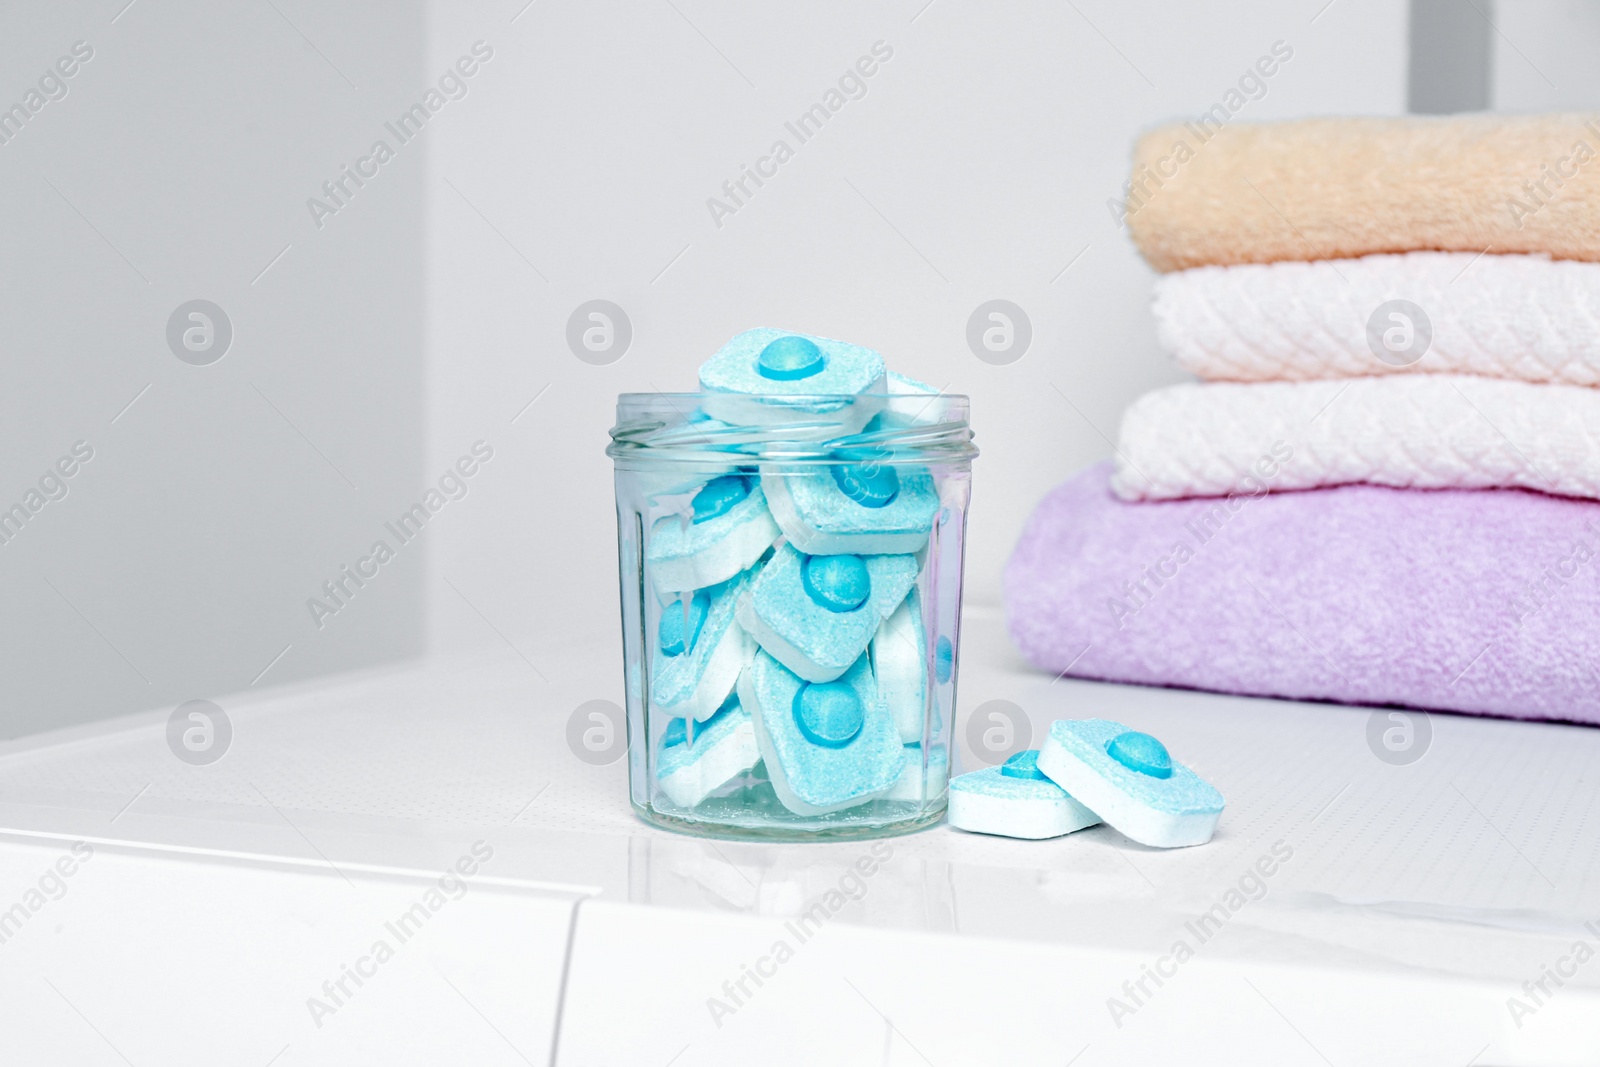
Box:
1124;114;1600;272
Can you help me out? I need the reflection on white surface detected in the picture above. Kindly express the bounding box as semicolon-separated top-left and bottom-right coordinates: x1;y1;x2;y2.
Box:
1;615;1598;1062
0;615;1596;974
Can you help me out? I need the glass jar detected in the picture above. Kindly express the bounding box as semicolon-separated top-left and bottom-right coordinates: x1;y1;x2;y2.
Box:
608;391;977;840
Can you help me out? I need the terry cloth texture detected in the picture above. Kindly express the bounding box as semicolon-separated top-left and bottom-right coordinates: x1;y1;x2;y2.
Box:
1126;114;1600;273
1111;375;1600;502
1154;252;1600;387
1004;463;1600;724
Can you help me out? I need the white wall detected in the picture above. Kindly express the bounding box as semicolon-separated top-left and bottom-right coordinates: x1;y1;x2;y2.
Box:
3;0;1456;735
0;1;426;736
1493;0;1600;110
423;0;1408;691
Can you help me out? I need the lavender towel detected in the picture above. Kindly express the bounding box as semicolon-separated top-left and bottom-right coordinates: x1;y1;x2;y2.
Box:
1004;463;1600;724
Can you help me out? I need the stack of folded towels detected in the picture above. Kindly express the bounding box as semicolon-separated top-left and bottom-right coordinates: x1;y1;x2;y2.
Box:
1006;114;1600;725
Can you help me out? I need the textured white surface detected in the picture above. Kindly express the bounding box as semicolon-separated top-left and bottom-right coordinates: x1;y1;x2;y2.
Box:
654;598;755;722
740;653;904;816
761;466;940;556
2;614;1599;1062
657;712;761;809
885;744;948;802
871;592;928;742
1112;375;1600;501
947;766;1102;840
1154;252;1600;386
647;492;783;594
1036;732;1221;849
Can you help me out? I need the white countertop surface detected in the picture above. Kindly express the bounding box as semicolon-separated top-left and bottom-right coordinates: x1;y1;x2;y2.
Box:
3;610;1597;1065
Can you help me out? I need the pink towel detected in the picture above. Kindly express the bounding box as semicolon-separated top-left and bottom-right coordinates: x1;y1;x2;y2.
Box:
1004;463;1600;724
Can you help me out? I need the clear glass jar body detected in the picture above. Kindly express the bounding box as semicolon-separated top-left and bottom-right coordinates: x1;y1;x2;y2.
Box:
609;392;976;840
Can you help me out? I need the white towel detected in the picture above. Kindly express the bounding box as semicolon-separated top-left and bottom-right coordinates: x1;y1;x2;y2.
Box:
1111;375;1600;502
1153;252;1600;387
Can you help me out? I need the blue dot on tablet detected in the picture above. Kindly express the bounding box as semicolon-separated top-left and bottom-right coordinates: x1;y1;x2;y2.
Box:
801;554;870;613
691;474;752;524
658;591;710;657
757;335;826;381
662;718;688;749
1106;731;1173;779
1000;749;1047;780
792;681;864;747
935;636;953;684
831;461;899;508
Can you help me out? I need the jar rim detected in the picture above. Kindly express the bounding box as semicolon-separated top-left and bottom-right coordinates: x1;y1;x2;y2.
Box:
607;391;977;467
612;390;972;403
